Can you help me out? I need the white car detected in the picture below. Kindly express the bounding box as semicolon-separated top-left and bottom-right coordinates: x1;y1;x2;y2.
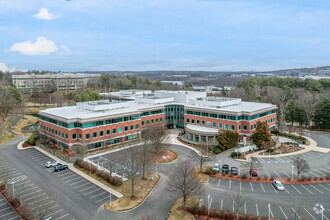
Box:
212;163;220;172
272;180;285;191
46;161;60;168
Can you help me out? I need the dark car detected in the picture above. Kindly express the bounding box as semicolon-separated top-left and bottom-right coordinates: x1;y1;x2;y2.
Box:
54;164;68;172
222;164;229;173
249;169;258;176
230;167;238;175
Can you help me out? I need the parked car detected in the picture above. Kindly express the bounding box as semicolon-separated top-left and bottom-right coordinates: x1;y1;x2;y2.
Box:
230;167;238;175
272;180;285;191
54;164;68;172
46;161;60;168
212;163;220;173
222;164;230;173
249;169;258;176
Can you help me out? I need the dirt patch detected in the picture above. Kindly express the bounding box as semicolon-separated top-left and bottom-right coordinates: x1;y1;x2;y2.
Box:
150;149;178;163
211;173;330;184
192;166;211;183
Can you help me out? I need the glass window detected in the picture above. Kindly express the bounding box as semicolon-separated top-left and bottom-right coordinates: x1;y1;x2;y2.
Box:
160;118;163;121
130;125;134;130
118;127;123;133
225;124;229;130
147;120;150;124
65;134;68;139
100;131;104;136
151;119;154;124
72;134;77;139
191;119;195;124
112;128;117;134
186;118;190;123
251;125;253;130
93;132;98;138
230;125;235;131
218;123;222;128
243;125;247;131
106;130;111;135
135;124;139;129
62;133;64;138
202;121;205;126
156;119;159;123
125;126;128;131
196;120;200;125
213;123;216;127
58;131;61;136
142;121;145;126
239;125;241;130
79;134;82;139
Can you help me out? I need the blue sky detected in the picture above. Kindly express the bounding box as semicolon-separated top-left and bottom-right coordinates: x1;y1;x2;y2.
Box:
1;0;330;72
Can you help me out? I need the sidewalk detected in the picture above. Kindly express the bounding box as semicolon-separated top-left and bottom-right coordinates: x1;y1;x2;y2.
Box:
163;133;202;156
17;140;123;198
245;134;329;162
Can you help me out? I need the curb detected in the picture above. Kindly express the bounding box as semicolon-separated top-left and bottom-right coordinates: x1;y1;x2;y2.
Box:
105;174;161;213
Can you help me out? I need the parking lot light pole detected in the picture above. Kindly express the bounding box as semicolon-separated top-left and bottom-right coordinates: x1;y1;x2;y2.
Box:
207;194;212;216
109;191;112;206
10;182;15;197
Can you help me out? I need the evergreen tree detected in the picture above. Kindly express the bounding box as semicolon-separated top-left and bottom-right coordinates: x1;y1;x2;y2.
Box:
285;99;296;126
313;98;330;129
251;121;271;148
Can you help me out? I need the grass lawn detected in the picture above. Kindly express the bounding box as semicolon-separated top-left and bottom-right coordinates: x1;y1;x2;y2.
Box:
191;166;211;183
105;173;160;211
11;115;39;135
159;150;179;163
168;196;199;220
75;166;160;211
0;130;17;145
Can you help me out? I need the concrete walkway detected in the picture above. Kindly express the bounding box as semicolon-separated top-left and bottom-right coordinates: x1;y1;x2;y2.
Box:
163;133;202;156
17;140;123;198
245;134;329;162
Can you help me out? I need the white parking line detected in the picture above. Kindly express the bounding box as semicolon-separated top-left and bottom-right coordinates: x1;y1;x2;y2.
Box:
61;174;78;180
69;179;86;186
220;199;223;210
90;191;107;199
309;184;323;194
300;184;313;194
229;180;231;189
269;205;274;219
55;213;69;220
291;208;301;219
304;208;316;220
7;216;19;220
217;179;221;187
284;187;290;194
239;182;242;191
320;168;330;174
250;182;253;192
29;197;48;205
318;184;329;191
259;158;266;163
277;157;285;163
25;193;46;202
282;171;291;178
0;212;13;218
64;176;82;183
259;183;265;192
95;196;109;203
270;184;278;193
313;170;326;176
232;201;234;211
74;182;91;189
244;202;246;214
21;189;42;197
0;207;11;212
56;172;72;178
256;203;259;216
279;206;288;219
0;203;7;207
265;170;271;178
290;185;302;194
79;185;96;192
83;188;101;195
44;209;64;218
274;170;282;178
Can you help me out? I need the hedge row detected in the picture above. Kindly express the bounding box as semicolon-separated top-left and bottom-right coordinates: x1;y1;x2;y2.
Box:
75;159;122;186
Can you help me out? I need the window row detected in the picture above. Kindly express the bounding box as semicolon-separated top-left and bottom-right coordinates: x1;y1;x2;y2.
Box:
141;118;163;126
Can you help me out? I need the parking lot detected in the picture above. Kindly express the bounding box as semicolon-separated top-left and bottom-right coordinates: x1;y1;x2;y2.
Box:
251;150;328;164
0;193;19;220
207;177;330;220
0;153;72;220
21;148;117;207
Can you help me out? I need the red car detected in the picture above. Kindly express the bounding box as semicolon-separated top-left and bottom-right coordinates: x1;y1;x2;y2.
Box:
249;169;258;176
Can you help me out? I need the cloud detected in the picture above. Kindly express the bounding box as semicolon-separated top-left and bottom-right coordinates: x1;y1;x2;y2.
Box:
33;8;60;20
10;37;58;55
0;63;27;72
61;45;70;54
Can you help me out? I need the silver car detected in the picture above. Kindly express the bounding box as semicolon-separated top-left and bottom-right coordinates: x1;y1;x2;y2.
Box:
46;161;60;168
212;163;220;172
272;180;285;191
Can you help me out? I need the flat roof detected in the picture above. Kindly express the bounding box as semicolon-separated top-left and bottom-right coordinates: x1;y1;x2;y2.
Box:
186;124;218;133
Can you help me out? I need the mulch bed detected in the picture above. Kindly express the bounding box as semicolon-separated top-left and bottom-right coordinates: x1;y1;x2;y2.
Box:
150;149;177;163
22;143;32;148
210;173;330;184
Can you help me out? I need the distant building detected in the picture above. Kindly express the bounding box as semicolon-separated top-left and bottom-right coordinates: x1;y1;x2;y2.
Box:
12;73;100;90
39;90;277;151
100;90;152;102
161;81;184;87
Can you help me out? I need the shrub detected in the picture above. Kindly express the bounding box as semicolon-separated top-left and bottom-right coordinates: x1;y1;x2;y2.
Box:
204;166;213;175
90;165;98;174
213;147;222;154
287;178;291;181
229;174;233;177
250;216;258;220
271;129;279;135
300;176;306;182
241;174;247;179
227;211;234;219
198;205;208;216
187;205;199;215
240;214;249;220
231;152;242;158
320;177;323;180
257;176;261;180
270;176;275;180
266;148;273;153
26;134;36;146
306;177;312;181
75;158;83;167
209;208;217;217
218;210;225;218
314;177;318;180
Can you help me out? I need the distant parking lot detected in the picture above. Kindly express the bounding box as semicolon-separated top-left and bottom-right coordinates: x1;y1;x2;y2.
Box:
206;177;330;220
0;193;19;220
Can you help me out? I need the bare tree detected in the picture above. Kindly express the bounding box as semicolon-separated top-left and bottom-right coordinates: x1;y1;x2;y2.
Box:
149;124;167;154
190;143;211;173
240;160;263;177
295;89;320;129
119;147;143;198
228;190;248;220
140;129;152;180
166;160;204;209
292;155;310;177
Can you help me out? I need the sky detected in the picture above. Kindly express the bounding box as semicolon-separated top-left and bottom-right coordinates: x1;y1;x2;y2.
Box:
1;0;330;72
